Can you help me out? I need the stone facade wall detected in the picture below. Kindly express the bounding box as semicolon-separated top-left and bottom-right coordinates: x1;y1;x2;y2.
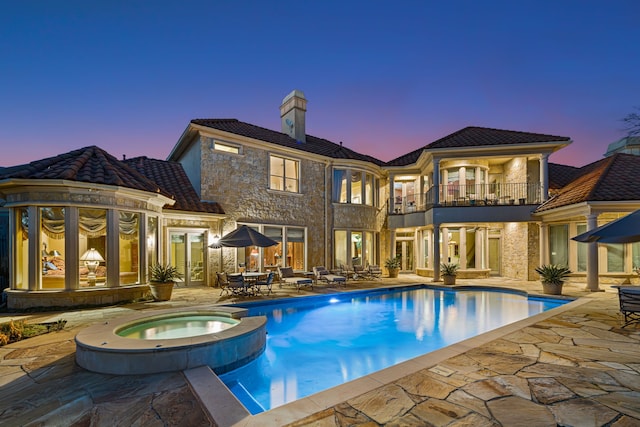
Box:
504;157;527;183
501;222;529;280
199;140;328;271
527;223;541;281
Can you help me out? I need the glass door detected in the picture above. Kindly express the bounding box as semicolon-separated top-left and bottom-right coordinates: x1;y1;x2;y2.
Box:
169;230;205;286
395;239;414;272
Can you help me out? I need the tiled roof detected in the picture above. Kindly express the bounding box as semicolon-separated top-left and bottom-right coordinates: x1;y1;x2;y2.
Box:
0;146;224;215
190;119;385;165
537;153;640;212
548;163;581;189
0;146;166;196
387;126;571;166
124;156;224;214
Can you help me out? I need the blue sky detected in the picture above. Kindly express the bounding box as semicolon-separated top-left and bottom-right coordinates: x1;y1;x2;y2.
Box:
1;0;639;167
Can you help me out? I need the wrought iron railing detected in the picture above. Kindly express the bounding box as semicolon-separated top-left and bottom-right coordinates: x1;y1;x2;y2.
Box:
390;182;543;214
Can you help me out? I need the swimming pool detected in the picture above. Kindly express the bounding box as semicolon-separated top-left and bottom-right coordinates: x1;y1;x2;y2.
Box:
220;285;568;414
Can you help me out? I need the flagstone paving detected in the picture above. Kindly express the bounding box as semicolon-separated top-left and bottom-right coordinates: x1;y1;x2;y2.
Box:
0;276;638;426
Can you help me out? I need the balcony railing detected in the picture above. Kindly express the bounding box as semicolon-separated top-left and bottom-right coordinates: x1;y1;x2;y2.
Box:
390;182;543;214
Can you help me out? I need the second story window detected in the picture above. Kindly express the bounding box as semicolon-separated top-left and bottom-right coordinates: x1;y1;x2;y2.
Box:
213;141;239;154
270;155;299;192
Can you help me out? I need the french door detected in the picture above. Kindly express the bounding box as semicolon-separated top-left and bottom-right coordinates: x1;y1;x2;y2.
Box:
169;230;205;286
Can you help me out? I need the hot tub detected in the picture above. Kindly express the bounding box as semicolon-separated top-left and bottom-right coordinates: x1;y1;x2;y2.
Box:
75;306;266;375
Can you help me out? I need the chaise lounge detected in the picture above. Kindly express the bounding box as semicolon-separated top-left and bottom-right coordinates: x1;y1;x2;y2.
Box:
278;267;314;292
313;266;347;287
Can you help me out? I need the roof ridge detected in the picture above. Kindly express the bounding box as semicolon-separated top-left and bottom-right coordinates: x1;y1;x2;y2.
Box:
583;153;620;200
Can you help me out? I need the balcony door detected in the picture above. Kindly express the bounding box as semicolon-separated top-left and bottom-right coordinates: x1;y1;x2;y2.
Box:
169;230;205;286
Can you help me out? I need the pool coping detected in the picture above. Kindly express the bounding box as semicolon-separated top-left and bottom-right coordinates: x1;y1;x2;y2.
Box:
185;284;589;427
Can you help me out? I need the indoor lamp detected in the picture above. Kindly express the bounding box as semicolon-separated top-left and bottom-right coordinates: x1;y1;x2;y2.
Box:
80;248;104;286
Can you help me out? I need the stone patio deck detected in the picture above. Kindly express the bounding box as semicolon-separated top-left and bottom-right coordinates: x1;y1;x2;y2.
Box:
0;276;638;426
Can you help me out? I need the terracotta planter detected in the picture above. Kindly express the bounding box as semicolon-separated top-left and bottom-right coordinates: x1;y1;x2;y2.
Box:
542;281;563;295
149;281;175;301
443;274;456;286
387;268;399;278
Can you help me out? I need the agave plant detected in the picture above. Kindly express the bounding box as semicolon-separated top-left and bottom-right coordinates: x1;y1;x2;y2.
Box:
384;257;401;270
440;262;459;276
149;263;183;283
535;264;571;285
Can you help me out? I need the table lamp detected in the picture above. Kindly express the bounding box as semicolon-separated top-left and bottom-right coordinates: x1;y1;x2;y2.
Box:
81;248;104;285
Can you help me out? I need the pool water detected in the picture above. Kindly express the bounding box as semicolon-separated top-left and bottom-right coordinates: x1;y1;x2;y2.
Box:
116;315;239;340
220;286;567;414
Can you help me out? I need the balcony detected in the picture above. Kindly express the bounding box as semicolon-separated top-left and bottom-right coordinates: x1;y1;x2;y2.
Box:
390;182;543;214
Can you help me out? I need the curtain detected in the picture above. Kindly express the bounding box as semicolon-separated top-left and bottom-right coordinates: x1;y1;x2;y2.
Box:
333;169;346;202
41;207;65;239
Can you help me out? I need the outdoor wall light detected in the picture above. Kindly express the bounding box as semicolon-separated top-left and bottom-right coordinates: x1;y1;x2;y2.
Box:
209;235;222;249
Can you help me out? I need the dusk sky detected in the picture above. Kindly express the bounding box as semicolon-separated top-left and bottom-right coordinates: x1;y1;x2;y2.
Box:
2;1;639;167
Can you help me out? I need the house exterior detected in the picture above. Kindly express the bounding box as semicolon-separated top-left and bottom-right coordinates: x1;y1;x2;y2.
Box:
1;89;639;309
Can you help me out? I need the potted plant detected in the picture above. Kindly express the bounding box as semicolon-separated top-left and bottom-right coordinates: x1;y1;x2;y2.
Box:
385;257;401;278
440;262;459;285
149;263;183;301
535;264;571;295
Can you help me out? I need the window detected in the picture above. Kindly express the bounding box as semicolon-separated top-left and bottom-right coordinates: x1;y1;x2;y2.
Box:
79;209;107;287
41;207;66;289
270;155;299;192
549;224;568;266
576;224;587;272
333;169;378;206
333;169;348;202
119;211;140;285
213;141;239;154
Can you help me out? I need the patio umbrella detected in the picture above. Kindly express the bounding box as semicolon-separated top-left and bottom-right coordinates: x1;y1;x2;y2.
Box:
211;225;278;248
572;210;640;244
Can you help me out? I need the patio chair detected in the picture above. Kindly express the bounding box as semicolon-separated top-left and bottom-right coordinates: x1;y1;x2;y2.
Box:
614;285;640;328
313;266;347;287
227;273;248;296
217;272;231;296
255;271;275;296
368;264;382;279
278;266;314;292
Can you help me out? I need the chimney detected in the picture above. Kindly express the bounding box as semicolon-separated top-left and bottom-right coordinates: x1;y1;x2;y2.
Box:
280;89;307;143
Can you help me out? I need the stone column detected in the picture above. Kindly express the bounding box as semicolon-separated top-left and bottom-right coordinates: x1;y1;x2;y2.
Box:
66;207;80;290
459;227;467;268
433;159;440;205
390;230;396;259
475;227;484;269
586;213;600;292
433;225;441;281
28;206;38;291
459;166;466;198
389;173;395;213
107;209;119;288
540;153;549;202
426;229;433;268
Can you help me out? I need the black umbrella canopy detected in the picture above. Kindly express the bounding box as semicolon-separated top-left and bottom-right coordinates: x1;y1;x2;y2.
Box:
212;225;278;248
572;210;640;244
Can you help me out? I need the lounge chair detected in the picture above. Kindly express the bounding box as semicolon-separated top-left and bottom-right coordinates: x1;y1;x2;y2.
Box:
313;266;347;287
278;266;313;291
614;285;640;328
368;264;382;279
352;264;367;280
